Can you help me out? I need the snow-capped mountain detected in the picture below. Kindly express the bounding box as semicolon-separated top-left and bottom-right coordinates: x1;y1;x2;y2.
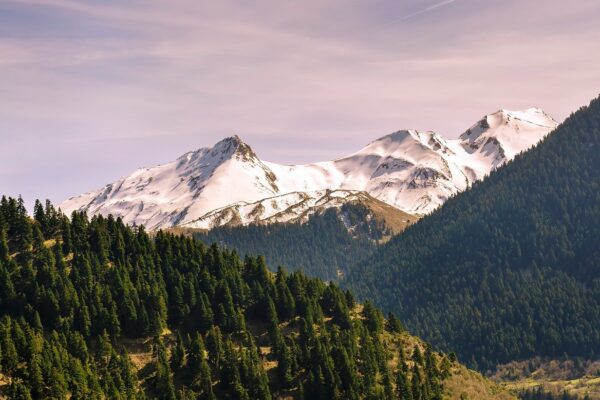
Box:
59;108;558;230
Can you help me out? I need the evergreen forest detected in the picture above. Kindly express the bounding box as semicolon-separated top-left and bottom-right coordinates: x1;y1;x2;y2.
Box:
344;96;600;371
0;196;461;399
195;203;386;281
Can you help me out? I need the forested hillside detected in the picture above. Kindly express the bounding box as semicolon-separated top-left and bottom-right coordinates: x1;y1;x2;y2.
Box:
0;196;508;399
194;203;404;281
345;96;600;371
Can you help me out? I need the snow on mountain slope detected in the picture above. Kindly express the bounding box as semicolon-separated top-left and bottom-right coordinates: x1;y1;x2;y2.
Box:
59;108;558;230
181;190;354;229
180;189;417;230
458;108;557;170
60;136;281;229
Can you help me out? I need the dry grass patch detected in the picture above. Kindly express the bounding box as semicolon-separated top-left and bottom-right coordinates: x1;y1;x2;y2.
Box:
493;357;600;399
358;195;419;237
444;365;517;400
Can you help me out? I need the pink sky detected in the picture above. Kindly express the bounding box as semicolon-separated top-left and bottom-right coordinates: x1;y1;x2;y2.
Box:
1;0;599;207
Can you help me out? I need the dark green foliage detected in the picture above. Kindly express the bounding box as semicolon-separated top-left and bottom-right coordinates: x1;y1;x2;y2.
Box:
345;96;600;371
155;339;177;400
171;332;186;371
362;300;384;334
194;203;387;281
518;387;586;400
0;196;445;399
386;313;405;334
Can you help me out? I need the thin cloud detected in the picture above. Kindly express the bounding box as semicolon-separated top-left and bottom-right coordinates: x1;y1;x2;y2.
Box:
399;0;458;21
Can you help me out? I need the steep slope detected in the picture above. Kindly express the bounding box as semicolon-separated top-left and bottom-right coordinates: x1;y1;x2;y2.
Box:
0;197;514;399
59;136;282;229
344;97;600;371
59;108;557;230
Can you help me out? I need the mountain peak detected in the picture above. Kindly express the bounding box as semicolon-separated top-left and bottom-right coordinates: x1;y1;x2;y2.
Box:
373;129;414;143
217;135;257;160
461;107;557;138
220;134;244;146
211;134;249;154
60;106;558;229
489;107;557;127
178;134;258;166
459;107;558;164
370;129;438;146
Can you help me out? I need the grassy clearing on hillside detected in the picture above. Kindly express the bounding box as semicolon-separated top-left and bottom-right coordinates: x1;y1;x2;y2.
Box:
492;358;600;399
353;196;419;238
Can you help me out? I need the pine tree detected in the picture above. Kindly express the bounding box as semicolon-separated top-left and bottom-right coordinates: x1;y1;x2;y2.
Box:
28;354;45;398
362;300;383;334
171;332;186;370
1;324;18;373
275;267;295;320
195;293;214;333
60;216;73;254
187;333;214;398
33;200;47;235
0;227;9;263
205;326;224;371
155;339;177;400
396;366;412;400
382;369;394;400
386;313;404;333
9;380;33;400
411;363;423;400
47;366;69;399
16;197;32;240
276;338;294;389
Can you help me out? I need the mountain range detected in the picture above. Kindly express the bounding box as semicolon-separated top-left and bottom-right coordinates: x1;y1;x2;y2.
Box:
344;96;600;372
4;96;599;399
191;95;600;400
59;108;557;230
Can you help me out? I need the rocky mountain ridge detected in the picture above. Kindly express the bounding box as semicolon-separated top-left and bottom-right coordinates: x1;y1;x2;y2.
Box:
59;108;558;230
